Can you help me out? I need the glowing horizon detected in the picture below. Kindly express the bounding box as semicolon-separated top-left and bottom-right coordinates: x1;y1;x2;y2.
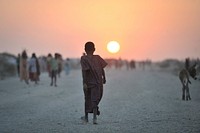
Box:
0;0;200;61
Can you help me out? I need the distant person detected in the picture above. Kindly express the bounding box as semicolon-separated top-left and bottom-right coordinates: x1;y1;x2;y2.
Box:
29;53;38;84
20;50;29;84
16;53;20;77
115;58;123;70
139;61;145;70
80;41;107;124
36;56;40;81
125;60;130;70
57;53;63;78
47;53;52;77
130;60;136;70
50;53;58;87
185;58;190;70
64;58;71;75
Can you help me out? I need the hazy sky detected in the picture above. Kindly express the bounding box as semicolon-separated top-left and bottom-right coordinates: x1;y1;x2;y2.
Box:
0;0;200;61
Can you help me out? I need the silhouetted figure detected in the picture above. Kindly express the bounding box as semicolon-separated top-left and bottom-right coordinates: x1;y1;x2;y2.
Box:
16;53;20;77
20;50;29;84
47;53;52;77
57;53;63;78
130;60;136;70
115;58;123;70
36;56;40;81
29;53;39;84
64;58;71;75
185;58;190;70
50;53;58;87
80;41;107;124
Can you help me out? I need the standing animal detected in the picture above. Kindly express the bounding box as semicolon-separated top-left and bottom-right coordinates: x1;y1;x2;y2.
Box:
179;63;198;100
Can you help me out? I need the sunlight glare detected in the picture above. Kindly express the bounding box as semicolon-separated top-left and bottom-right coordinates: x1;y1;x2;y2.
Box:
107;41;120;54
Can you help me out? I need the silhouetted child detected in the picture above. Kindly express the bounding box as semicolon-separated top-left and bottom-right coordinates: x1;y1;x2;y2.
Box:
80;41;107;124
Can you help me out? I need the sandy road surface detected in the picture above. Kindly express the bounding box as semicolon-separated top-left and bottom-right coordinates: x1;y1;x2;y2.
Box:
0;68;200;133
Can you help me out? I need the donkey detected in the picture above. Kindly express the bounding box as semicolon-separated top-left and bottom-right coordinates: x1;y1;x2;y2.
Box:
179;63;198;100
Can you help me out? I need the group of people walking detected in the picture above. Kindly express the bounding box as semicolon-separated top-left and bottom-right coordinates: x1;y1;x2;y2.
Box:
17;41;108;125
18;50;40;84
17;50;63;87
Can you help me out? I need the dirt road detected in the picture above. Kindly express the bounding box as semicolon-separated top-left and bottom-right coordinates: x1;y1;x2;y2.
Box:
0;69;200;133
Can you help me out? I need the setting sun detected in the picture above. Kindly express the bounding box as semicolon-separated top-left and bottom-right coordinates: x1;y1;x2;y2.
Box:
107;41;120;54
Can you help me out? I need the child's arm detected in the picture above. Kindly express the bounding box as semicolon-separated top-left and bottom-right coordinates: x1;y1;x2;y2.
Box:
82;70;87;83
102;69;106;84
82;70;88;90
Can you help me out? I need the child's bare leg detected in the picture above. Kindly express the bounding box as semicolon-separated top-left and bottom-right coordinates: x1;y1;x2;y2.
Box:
81;112;88;123
93;107;97;124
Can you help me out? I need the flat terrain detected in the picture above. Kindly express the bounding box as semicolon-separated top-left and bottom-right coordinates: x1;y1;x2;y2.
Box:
0;68;200;133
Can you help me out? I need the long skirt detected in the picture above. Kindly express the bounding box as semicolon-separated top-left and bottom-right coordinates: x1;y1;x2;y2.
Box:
84;84;103;113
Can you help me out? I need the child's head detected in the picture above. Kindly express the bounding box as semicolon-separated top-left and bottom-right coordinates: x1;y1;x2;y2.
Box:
85;41;95;54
